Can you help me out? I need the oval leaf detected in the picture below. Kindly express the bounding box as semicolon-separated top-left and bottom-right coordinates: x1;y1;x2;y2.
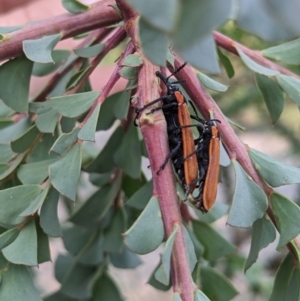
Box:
228;160;268;228
236;47;279;76
49;91;100;118
197;72;228;92
138;17;168;67
23;34;61;63
155;224;179;285
255;73;284;123
0;185;42;226
0;228;19;250
128;0;179;32
0;259;42;301
122;54;143;67
124;196;164;254
249;148;300;187
277;74;300;106
0;57;33;113
78;103;100;141
49;143;82;201
262;38;300;65
245;216;276;271
74;43;104;58
271;192;300;249
62;0;89;14
2;221;37;266
40;188;62;237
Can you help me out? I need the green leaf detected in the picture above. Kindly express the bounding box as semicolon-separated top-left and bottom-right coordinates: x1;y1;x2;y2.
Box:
0;57;33;113
40;188;62;237
62;0;89;14
0;117;31;144
49;91;100;118
196;202;228;223
192;220;235;261
155;224;178;285
148;262;172;291
35;109;60;133
57;255;96;299
66;66;91;90
128;0;179;32
217;47;234;78
63;224;94;256
179;34;221;74
85;126;124;173
0;99;15;117
245;216;276;271
0;153;25;181
271;192;300;249
0;185;42;226
269;254;297;301
194;290;211;301
0;26;22;34
113;91;130;120
255;73;284;123
32;50;71;76
0;144;16;163
114;124;141;179
138;17;167;66
70;174;122;228
44;291;75;301
119;66;138;80
89;172;112;187
103;207;126;253
49;143;82;201
183;226;197;272
173;293;183;301
236;47;279;76
50;127;80;155
110;247;142;269
91;273;124;301
74;43;104;58
60;116;77;133
2;220;37;266
20;186;50;216
197;72;228;92
0;259;42;301
78;103;100;141
277;74;300;106
123;54;143;67
17;159;56;184
124;196;164;254
0;228;19;250
23;34;61;63
36;220;51;264
262;38;300;65
228;160;268;228
249;148;300;187
172;0;231;50
127;180;152;210
201;266;238;301
11;124;40;153
27;133;58;162
79;232;104;265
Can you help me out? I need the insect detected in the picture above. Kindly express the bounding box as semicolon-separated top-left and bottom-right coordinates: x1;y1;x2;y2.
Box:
188;115;221;212
135;64;199;196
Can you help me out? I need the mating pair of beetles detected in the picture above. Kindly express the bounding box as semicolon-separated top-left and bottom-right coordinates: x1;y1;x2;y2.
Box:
135;64;220;213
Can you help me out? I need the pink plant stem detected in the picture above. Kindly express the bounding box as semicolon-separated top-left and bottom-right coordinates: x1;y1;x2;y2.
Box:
213;31;299;78
0;0;121;62
80;41;135;128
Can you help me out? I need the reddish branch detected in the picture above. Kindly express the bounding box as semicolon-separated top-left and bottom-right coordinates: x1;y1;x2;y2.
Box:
213;31;299;78
0;0;121;62
116;1;195;300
